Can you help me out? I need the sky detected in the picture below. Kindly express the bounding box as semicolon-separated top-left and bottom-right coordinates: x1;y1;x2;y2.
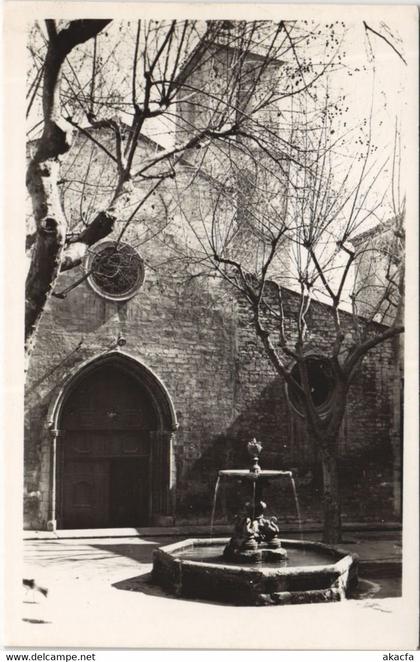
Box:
25;16;411;308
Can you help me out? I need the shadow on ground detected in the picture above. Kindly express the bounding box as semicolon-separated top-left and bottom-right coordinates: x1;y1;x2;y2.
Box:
88;536;182;562
89;543;158;564
112;569;401;608
24;536;180;567
112;571;259;608
113;571;171;597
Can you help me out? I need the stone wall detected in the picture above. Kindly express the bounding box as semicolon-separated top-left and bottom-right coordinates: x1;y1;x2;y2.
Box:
24;245;398;528
24;127;400;530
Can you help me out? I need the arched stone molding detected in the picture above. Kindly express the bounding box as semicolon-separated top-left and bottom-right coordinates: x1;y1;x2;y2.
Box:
47;350;178;530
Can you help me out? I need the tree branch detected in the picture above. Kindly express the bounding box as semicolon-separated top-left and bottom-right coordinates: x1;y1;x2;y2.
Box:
363;21;407;65
60;210;116;271
345;324;404;379
26;20;111;348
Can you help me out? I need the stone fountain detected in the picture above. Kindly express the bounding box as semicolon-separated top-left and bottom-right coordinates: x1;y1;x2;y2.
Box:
152;440;359;605
220;439;288;563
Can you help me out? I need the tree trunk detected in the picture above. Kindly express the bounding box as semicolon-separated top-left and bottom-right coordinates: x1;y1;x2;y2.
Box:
319;446;341;544
25;20;112;351
26;157;68;346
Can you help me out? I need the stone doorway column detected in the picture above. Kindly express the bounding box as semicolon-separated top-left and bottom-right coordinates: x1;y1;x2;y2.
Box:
151;430;176;525
47;428;64;531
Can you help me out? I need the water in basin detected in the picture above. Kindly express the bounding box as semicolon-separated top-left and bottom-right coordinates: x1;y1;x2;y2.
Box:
174;543;338;570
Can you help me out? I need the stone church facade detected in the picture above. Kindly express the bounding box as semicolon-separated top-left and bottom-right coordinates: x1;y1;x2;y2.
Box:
24;181;400;531
24;27;402;531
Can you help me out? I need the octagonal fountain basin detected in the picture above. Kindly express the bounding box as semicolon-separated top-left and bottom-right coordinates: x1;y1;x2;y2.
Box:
152;538;359;606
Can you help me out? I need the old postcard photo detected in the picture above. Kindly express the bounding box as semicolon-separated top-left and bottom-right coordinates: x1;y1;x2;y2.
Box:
2;1;419;650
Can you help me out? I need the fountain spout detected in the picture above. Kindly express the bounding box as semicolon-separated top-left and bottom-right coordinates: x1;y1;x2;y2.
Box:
210;440;302;563
247;438;262;474
220;439;288;563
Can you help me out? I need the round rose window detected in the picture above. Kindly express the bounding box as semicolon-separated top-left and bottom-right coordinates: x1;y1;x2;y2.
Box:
286;355;336;417
85;240;144;301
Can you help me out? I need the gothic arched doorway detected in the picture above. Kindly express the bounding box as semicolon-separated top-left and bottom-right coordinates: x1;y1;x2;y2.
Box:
51;352;177;529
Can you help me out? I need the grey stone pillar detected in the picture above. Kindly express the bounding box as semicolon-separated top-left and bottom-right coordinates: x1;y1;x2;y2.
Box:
47;428;64;531
151;430;176;525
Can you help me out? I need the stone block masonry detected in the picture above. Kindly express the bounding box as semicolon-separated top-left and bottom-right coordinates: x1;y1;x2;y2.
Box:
24;130;401;530
24;245;398;529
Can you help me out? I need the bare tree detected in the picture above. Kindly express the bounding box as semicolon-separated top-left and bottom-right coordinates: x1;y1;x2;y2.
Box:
26;19;112;348
169;85;405;542
350;121;405;518
26;18;404;541
26;18;336;350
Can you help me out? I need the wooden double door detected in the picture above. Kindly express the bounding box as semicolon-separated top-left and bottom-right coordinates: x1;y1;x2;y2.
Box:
61;431;151;529
59;364;159;529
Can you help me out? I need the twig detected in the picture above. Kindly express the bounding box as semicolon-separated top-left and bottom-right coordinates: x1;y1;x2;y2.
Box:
363;21;407;65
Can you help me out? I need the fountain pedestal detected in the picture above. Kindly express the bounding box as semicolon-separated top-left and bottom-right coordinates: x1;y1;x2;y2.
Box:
222;439;288;564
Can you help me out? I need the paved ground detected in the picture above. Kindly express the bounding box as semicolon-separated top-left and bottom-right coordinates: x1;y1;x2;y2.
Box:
6;529;417;650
